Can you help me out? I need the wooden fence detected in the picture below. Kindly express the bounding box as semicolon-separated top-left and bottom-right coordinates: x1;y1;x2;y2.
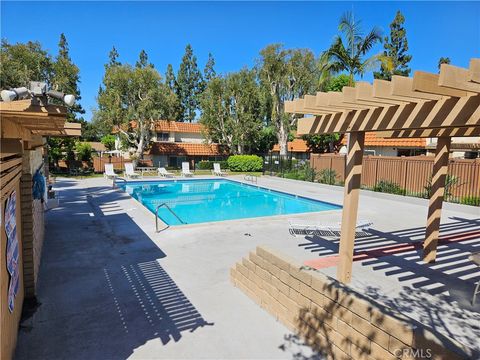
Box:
93;157;126;173
310;154;480;202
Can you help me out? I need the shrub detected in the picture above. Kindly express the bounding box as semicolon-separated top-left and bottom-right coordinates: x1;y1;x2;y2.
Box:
373;180;405;195
318;169;337;185
460;196;480;206
227;155;263;172
101;135;116;151
282;163;316;182
424;175;461;199
75;142;93;162
196;160;228;170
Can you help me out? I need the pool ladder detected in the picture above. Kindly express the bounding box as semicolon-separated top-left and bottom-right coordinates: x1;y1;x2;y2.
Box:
244;174;258;184
156;203;186;232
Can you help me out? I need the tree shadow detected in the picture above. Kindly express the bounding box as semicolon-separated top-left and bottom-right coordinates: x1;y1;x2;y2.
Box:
16;180;213;360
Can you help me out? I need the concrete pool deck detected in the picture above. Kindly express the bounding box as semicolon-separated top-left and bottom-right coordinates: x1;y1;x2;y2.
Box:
15;175;480;359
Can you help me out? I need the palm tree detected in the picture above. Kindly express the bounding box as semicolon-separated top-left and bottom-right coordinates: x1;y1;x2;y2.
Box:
323;11;385;86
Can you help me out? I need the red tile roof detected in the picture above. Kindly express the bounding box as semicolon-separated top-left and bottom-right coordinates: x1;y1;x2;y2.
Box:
341;133;426;148
272;133;426;153
154;120;204;133
272;139;310;152
148;142;227;156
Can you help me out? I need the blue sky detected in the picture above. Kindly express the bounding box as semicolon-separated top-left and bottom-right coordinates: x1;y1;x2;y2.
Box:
2;1;479;121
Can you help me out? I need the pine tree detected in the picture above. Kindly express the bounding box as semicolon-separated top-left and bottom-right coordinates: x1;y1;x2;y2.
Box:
165;64;176;91
52;33;84;121
204;53;216;82
107;46;121;68
374;10;412;80
136;49;152;68
175;44;203;122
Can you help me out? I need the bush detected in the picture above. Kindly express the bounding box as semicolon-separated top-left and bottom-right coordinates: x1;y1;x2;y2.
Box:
227;155;263;172
282;163;316;182
318;169;337;185
460;196;480;206
75;142;93;162
196;160;228;170
424;175;461;199
101;135;116;151
373;180;405;195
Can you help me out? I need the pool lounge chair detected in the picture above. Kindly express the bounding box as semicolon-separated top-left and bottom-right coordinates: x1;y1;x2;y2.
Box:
104;164;117;180
181;162;194;177
212;163;228;176
158;167;174;178
124;163;141;179
289;219;373;238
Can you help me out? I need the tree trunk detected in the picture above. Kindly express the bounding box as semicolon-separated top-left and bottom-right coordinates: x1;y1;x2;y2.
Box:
278;121;289;156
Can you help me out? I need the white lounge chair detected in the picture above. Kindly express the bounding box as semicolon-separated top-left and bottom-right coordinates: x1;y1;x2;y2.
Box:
158;167;174;178
124;163;141;179
104;164;117;179
288;219;373;238
212;163;228;176
181;162;194;177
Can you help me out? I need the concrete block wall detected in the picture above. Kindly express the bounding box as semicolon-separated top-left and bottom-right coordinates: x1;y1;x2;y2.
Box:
230;246;471;360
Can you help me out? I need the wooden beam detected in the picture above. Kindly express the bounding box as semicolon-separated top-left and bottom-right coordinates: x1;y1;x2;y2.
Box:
391;76;442;100
413;71;468;97
423;137;452;263
469;59;480;83
439;64;480;93
337;132;365;284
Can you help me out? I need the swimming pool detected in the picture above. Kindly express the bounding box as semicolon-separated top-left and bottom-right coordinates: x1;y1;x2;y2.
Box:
120;179;341;225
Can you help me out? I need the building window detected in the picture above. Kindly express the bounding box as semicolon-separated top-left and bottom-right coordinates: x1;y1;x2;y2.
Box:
157;132;169;141
364;150;376;156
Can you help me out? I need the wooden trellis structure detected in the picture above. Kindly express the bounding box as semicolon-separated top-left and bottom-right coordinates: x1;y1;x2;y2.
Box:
0;99;80;360
285;59;480;284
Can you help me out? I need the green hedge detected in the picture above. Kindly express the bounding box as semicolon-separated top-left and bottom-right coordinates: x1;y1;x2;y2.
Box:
196;160;228;170
227;155;263;172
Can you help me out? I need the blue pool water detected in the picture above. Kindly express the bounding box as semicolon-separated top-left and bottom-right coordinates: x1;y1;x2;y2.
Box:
120;179;341;225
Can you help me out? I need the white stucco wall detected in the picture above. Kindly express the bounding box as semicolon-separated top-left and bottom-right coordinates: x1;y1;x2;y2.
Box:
175;132;203;143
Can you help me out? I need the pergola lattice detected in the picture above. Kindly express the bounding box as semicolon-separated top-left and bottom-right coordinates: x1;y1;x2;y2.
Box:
285;59;480;284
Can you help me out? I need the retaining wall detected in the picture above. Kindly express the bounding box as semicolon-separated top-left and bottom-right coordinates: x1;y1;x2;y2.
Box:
230;246;472;360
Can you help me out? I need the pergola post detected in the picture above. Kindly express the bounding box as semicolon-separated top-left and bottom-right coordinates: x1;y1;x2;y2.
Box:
423;136;452;263
337;131;365;283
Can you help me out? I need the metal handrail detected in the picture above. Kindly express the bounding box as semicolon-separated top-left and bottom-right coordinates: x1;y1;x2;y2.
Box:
244;174;258;184
156;203;186;232
113;177;127;188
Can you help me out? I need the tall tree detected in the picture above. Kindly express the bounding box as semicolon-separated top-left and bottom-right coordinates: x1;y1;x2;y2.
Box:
0;39;53;89
258;44;318;155
136;49;152;68
324;11;384;86
97;51;179;163
200;69;264;154
204;53;216;82
175;44;203;122
51;33;85;121
107;46;121;68
438;57;451;71
374;10;412;80
165;64;176;91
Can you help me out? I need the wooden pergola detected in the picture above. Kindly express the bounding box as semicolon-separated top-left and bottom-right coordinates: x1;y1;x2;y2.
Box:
285;59;480;284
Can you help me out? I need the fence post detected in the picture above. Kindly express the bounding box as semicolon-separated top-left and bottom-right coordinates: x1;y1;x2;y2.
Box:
402;161;408;196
